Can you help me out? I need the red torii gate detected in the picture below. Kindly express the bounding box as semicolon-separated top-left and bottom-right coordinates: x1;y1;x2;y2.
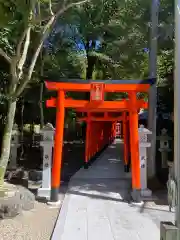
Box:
45;79;154;202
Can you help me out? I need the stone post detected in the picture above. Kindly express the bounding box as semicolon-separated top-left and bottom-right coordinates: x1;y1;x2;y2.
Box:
138;125;152;197
8;124;20;170
37;123;55;200
157;128;172;169
32;125;41;147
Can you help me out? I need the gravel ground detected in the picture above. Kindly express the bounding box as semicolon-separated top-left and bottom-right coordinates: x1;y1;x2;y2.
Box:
0;140;84;240
0;200;60;240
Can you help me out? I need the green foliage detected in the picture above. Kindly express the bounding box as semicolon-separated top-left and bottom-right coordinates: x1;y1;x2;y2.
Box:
41;0;174;103
158;49;174;86
60;0;150;80
0;0;174;112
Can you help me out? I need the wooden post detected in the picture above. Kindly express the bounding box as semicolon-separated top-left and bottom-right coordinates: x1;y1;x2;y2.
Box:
85;121;89;163
120;121;123;139
129;111;136;189
85;115;91;169
129;92;141;202
114;121;116;140
127;116;131;164
123;112;129;172
51;90;65;202
97;122;100;152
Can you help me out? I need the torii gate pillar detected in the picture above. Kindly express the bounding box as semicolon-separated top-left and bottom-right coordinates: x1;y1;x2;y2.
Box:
84;113;91;168
122;112;129;172
51;90;65;202
129;92;141;202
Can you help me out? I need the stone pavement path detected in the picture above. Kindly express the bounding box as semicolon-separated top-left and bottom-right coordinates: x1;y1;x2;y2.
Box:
52;140;174;240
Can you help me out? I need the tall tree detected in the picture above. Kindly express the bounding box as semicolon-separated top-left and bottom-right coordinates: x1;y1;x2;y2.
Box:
0;0;89;185
63;0;152;81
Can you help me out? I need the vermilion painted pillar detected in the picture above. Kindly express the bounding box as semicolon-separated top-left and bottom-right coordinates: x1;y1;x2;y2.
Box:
122;112;129;172
97;122;99;152
113;122;115;140
92;122;95;156
84;116;90;169
127;116;131;164
113;121;117;139
51;90;65;202
129;92;141;202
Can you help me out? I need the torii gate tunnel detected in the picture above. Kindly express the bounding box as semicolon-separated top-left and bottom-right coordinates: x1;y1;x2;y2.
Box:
45;78;155;202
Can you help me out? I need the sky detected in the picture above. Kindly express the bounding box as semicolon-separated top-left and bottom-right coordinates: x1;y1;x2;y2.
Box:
77;41;149;54
77;40;101;50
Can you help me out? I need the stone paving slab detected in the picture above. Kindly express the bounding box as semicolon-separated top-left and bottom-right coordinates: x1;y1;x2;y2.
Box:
52;140;174;240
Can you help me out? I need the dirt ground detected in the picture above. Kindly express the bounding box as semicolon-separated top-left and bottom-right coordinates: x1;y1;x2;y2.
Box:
0;140;85;240
0;201;59;240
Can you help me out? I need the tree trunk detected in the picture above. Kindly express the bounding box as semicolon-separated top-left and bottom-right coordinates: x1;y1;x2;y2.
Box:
86;40;96;81
20;98;24;160
84;40;96;101
0;100;17;185
82;40;97;139
39;49;45;129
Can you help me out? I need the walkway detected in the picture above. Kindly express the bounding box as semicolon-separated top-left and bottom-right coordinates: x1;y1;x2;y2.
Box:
52;140;174;240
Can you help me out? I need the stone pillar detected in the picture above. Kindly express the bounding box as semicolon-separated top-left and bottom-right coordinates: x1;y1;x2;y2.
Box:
32;125;41;147
157;128;172;169
8;124;20;170
37;123;55;200
138;125;152;197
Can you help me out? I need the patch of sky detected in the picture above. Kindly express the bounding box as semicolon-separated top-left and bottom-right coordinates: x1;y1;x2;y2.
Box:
143;48;149;53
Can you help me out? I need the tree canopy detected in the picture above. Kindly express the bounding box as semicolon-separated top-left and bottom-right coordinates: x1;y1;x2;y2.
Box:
0;0;174;184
